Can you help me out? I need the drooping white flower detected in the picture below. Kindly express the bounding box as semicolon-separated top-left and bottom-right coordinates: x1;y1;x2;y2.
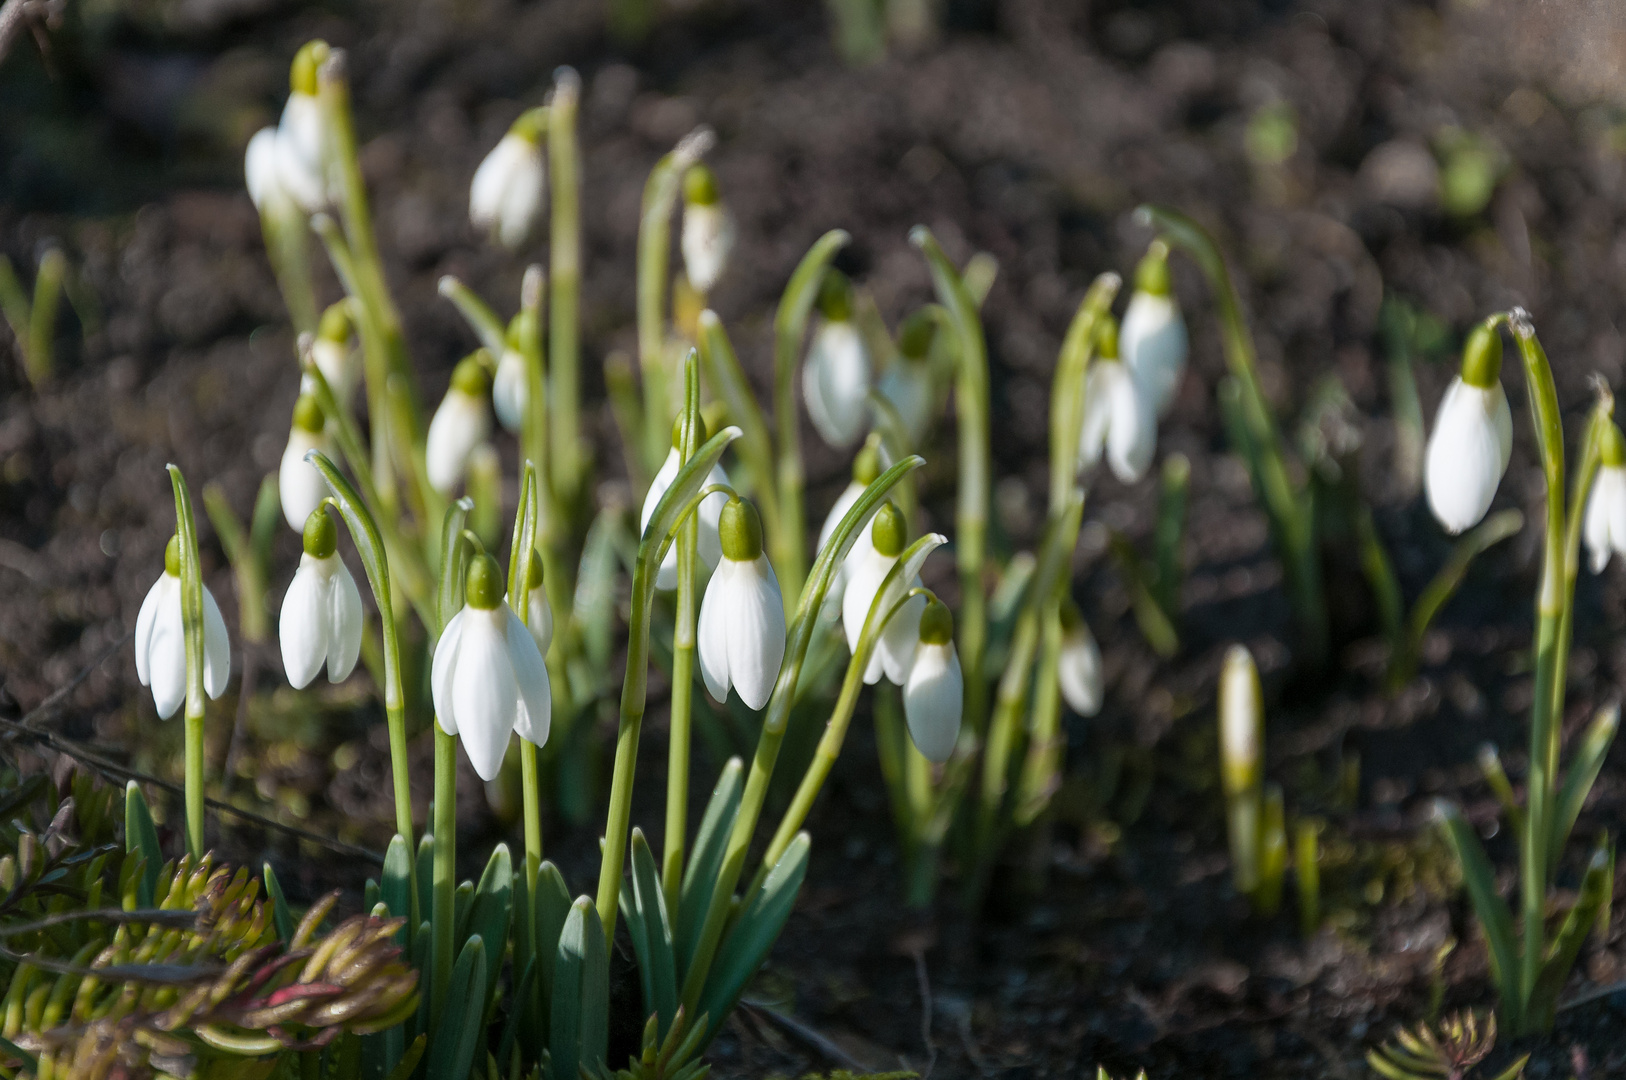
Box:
302;304;360;409
279;510;363;689
877;310;937;447
902;598;962;764
816;439;884;614
1218;644;1262;798
1078;350;1156;484
681;165;735;294
1424;324;1511;534
803;271;871;449
470;111;546;251
508;547;554;657
1584;424;1626;573
1121;243;1188;418
245;127;295;215
639;419;729;591
492;348;528;434
1057;605;1103;716
431;554;551;781
841;502;922;685
279;394;331;532
136;537;231;719
426;356;492;495
698;498;787;710
275;43;334;213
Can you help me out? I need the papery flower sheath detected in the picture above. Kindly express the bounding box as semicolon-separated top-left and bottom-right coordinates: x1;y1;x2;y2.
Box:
698;498;787;710
903;598;962;764
279;509;364;689
136;536;231;719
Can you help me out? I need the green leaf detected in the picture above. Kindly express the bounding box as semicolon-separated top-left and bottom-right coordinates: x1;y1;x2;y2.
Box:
638;424;742;589
1437;801;1520;1024
306;449;405;635
440;276;509;355
262;863;294;943
461;843;513;1012
124;781;161;909
697;833;810;1044
574;508;625;676
1531;839;1613;1028
438;497;476;637
550;896;609;1080
629;830;678;1036
495;956;535;1069
533;860;572;1043
1551;706;1619;868
677;759;743;975
381;834;414;948
416;834;435;930
425;935;488;1080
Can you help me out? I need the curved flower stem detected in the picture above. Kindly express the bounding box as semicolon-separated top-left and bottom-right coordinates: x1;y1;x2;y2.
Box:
166;465;207;859
663;373;704;911
1048;273;1120;514
549;69;584;506
508;465;544;888
430;499;474;1034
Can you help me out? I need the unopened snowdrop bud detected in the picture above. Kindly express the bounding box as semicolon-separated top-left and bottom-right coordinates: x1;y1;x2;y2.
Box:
136;536;231;719
426;355;493;495
280;394;331;531
879;309;937;447
698;499;787;710
1078;318;1157;483
803;270;872;448
279;509;364;688
510;548;554;656
1584;421;1626;574
841;502;923;685
431;553;551;781
640;414;730;590
680;165;735;295
1424;322;1512;534
1057;602;1103;716
903;598;962;764
471;109;546;251
1219;644;1263;798
277;41;334;212
492;325;530;434
1121;241;1188;418
304;304;360;408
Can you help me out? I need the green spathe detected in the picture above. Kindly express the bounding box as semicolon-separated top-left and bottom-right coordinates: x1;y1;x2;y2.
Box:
853;438;883;486
1096;314;1120;360
1603;422;1626;468
290;40;328;96
318;302;350;342
719;498;763;561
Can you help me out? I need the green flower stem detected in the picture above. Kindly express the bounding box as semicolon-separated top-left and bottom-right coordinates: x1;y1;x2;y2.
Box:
1554;394;1611;726
772;230;850;607
166;465;207;860
913;227;990;736
1012;597;1065;826
437;276;507;355
509;466;544;888
549;69;584;505
698;310;781;542
431;725;456;1031
1048;273;1122;513
202;480;273;645
25;249;64;387
663;391;704;911
259;204;318;337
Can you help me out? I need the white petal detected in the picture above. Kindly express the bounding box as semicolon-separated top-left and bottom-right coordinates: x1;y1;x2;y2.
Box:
525;589;554;656
426;390;491;496
878;360;934;447
1607;469;1626;563
277;93;329;211
279;560;330;689
135;574;172;688
1104;362;1156;483
492;349;528;433
311;337;359;408
697;561;734;703
804;320;871;448
327;558;364;682
1585;470;1616;574
147;585;186;720
878;587;925;686
1077;365;1111;473
505;608;552;748
817;482;865;555
202;586;231;700
1058;628;1103;716
841;545;895;656
903;643;962;764
642;450;681;591
681;203;735;293
451;608;520;782
1425;378;1509;534
471;134;544;250
431;609;468;735
279;429;329;531
1121;291;1188;418
245;127;285;211
725;557;786;710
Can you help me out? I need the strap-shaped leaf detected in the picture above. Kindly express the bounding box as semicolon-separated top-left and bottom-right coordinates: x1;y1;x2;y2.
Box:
437;497;475;637
124;782;161;909
306;449;398;632
574;507;624;675
262;863;294;943
495;956;534;1069
630;830;679;1035
460;843;512;1012
380;834;413;949
533;860;572;1041
697;833;810;1043
1437;801;1520;1018
1532;839;1613;1028
439;275;508;355
424;935;488;1080
639;425;742;584
550;896;609;1080
677;759;743;975
381;1034;426;1080
1551;705;1619;868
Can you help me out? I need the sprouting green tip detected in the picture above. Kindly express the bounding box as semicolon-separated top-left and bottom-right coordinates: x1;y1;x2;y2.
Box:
918;597;954;644
1097;315;1120;360
719;498;764;561
1134;240;1172;297
670;411;711;450
317;303;350;343
451;355;490;397
897;310;936;359
292;393;325;433
816;268;852;322
1604;422;1626;468
526;547;545;590
510;107;547;144
164;535;182;577
871;502;905;558
506;309;537;352
290;40;329;96
303;507;337;558
1459;321;1503;389
684;164;720;206
853;438;883;486
466;553;503;610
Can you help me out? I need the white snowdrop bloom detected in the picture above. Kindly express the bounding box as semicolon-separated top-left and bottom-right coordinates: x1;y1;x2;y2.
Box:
841;502;922;685
815;439;884;614
1424;325;1511;535
1218;644;1262;798
640;418;729;591
1121;243;1188;418
431;554;551;782
1078;325;1157;484
275;43;334;213
698;499;787;710
1584;425;1626;573
508;547;554;657
302;304;360;409
803;271;871;448
903;598;962;764
279;510;364;689
279;394;331;532
1057;605;1103;717
492;348;528;434
470;111;546;251
426;356;492;495
681;165;735;294
877;310;937;447
245;127;294;215
136;537;231;720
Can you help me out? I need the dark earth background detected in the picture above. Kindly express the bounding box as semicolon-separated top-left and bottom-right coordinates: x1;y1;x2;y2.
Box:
7;0;1626;1075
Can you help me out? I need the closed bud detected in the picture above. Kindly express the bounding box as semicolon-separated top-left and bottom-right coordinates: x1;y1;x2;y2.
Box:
1078;322;1157;483
426;356;493;495
1219;644;1262;797
1057;603;1103;716
681;165;735;294
471;110;546;250
1121;241;1188;418
903;598;962;763
1424;368;1512;534
280;394;331;531
698;499;786;710
803;270;871;448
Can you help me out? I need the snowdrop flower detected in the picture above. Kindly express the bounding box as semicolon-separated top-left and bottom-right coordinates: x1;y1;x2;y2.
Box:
681;164;735;295
1057;603;1103;716
1584;422;1626;573
492;348;528;434
640;415;730;591
1078;319;1156;483
1121;241;1188;418
471;109;546;251
279;393;331;532
878;309;936;447
431;553;551;781
903;598;962;764
1218;644;1262;799
426;355;492;495
136;536;231;720
841;502;923;685
803;270;872;449
698;498;787;710
1424;323;1511;534
245;127;296;217
276;41;334;213
303;304;361;409
509;547;554;656
279;509;363;688
816;438;883;615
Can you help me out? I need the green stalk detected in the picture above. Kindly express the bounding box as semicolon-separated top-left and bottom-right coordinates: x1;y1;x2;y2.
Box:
1012;598;1066;827
26;249;64;387
259;203;318;337
549;69;584;505
508;466;544;888
431;725;456;1031
1049;274;1121;513
167;465;207;859
663;392;703;911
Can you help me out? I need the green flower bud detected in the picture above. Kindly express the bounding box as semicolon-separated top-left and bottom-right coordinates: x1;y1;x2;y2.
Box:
292;393;326;433
719;498;764;561
871;502;906;558
303;508;337;558
684;164;721;207
1459;321;1503;389
1133;240;1172;297
318;303;351;343
465;553;503;610
897;310;936;359
816;268;853;322
451;354;490;397
164;535;182;576
918;597;954;645
291;40;329;96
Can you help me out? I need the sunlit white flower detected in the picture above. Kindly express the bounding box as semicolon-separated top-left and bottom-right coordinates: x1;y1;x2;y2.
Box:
698;498;786;710
1219;644;1262;797
903;598;961;764
1584;424;1626;573
1078;351;1156;484
841;502;921;685
492;348;528;433
136;537;231;719
1057;605;1103;716
245;127;295;215
1121;244;1188;418
681;165;734;294
279;394;331;532
471;111;546;251
640;419;729;591
878;310;937;447
426;356;492;495
279;510;363;689
275;43;334;213
1424;331;1511;535
302;304;360;409
803;271;871;448
508;547;554;657
816;439;884;613
432;554;550;781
